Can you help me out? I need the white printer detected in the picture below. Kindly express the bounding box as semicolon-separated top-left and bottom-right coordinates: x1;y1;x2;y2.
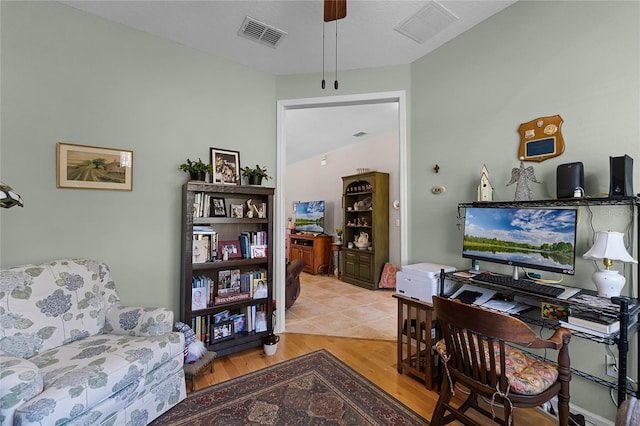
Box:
396;262;458;303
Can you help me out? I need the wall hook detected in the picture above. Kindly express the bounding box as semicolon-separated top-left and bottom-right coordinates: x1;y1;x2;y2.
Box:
434;164;440;173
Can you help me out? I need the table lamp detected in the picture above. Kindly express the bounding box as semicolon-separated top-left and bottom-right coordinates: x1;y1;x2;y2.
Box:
0;181;23;208
583;231;637;298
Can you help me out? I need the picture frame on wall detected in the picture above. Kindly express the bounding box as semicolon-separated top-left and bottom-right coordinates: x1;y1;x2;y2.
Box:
210;148;240;185
211;197;227;217
57;142;133;191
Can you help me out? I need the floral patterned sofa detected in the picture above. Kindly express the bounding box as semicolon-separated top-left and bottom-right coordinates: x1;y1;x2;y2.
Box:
0;259;186;425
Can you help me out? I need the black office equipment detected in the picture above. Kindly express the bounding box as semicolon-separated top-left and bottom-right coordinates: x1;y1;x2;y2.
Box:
556;162;584;199
609;155;634;197
473;273;565;297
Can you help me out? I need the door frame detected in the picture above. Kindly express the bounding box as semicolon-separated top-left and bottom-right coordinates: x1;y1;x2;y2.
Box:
274;90;408;333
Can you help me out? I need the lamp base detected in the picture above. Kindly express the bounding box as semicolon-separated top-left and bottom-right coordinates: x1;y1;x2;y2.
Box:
592;270;626;298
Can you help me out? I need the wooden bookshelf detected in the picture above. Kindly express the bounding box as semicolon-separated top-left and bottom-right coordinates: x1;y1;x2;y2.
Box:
181;182;274;357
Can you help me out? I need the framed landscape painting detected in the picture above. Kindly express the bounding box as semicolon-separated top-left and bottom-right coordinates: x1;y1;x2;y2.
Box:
57;142;133;191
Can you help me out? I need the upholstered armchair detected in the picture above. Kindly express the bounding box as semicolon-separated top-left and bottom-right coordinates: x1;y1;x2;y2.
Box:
285;259;305;310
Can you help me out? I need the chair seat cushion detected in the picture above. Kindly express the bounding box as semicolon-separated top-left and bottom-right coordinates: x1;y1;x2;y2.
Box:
436;338;559;395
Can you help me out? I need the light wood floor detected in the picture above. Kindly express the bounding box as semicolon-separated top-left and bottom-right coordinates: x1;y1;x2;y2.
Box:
189;271;555;424
191;337;557;425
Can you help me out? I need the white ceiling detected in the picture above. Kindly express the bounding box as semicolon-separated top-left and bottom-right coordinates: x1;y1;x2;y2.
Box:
59;0;517;163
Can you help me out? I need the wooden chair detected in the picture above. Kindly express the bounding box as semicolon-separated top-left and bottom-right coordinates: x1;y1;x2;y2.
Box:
431;296;572;426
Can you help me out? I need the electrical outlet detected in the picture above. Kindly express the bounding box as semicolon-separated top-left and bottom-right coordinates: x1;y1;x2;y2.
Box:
606;354;617;377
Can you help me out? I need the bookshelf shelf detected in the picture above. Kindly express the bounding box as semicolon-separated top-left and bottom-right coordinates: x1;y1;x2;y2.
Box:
181;182;274;357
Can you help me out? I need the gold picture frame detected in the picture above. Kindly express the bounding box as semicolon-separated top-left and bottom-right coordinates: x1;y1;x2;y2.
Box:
57;143;133;191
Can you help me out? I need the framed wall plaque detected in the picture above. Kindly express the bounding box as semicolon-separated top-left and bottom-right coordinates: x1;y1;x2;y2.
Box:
517;115;564;162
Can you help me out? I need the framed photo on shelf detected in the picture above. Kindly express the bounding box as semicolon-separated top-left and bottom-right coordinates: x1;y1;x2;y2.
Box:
191;287;208;311
250;244;267;259
210;148;240;185
57;142;133;191
218;240;241;259
211;320;234;341
211;197;226;217
230;204;243;218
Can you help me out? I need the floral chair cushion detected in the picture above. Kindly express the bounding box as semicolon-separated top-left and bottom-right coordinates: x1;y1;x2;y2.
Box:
436;337;559;395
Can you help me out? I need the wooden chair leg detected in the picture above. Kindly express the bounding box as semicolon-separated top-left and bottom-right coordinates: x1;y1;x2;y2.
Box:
431;375;454;425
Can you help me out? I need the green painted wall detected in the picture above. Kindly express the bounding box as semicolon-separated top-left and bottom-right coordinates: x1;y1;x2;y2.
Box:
1;1;276;312
2;0;639;420
408;1;639;420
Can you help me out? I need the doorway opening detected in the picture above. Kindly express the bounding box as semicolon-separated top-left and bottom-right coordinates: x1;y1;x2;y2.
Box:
274;91;408;333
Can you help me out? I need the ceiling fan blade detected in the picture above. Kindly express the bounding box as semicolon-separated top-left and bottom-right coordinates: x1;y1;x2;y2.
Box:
324;0;346;22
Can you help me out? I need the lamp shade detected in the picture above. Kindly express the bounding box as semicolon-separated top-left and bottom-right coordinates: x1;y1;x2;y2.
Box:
583;231;637;263
0;181;23;208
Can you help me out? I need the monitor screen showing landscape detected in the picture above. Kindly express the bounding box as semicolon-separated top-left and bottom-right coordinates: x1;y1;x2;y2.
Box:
462;207;578;275
294;200;325;234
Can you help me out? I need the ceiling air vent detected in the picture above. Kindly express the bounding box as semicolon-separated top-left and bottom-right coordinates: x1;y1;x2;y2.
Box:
394;1;459;44
238;16;287;48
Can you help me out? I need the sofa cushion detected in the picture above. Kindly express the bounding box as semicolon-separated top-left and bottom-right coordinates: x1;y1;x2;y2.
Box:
14;332;183;424
0;353;44;425
0;259;120;358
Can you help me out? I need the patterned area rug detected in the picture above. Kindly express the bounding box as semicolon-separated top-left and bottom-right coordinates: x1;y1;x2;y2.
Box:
151;349;429;425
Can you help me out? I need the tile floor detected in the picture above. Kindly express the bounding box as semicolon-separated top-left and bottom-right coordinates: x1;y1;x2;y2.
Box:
284;272;397;341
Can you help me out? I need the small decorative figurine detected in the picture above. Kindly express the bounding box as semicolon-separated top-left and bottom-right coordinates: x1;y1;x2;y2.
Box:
477;164;493;202
507;161;542;201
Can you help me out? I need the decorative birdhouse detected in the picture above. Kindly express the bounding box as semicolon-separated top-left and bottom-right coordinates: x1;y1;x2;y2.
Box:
477;165;493;201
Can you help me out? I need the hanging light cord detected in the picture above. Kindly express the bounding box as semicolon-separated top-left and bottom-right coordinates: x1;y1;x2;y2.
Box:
321;20;326;89
334;18;339;89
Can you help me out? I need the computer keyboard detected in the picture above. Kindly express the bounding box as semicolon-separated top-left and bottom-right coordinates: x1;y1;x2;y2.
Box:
472;274;565;297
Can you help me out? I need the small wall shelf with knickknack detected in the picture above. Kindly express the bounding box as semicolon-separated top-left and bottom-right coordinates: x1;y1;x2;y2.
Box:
180;182;274;357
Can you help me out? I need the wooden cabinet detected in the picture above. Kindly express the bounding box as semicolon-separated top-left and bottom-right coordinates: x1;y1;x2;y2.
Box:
342;171;389;289
289;234;332;275
181;182;274;357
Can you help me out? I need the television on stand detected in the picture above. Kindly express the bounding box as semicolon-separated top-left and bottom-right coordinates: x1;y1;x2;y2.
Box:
294;201;326;235
462;207;578;278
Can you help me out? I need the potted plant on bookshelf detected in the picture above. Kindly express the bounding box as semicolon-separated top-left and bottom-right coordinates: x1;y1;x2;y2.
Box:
179;158;213;182
262;332;280;356
240;164;271;186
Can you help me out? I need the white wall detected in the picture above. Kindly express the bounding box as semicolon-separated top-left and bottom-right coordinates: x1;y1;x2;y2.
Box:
286;130;400;266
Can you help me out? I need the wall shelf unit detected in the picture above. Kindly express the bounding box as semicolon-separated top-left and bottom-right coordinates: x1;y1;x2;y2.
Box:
181;182;274;357
455;196;640;404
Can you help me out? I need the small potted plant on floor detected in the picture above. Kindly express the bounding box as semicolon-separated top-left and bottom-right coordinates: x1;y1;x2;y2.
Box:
179;158;213;181
240;164;271;185
262;332;280;356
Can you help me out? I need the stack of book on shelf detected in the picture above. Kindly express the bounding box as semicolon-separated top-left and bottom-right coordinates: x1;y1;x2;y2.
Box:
193;226;217;262
238;231;268;259
191;303;269;344
559;311;620;337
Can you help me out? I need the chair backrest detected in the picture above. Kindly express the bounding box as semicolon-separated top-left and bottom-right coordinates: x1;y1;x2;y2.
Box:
432;295;565;393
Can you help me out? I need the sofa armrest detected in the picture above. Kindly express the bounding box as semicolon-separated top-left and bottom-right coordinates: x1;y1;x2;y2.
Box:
104;305;175;336
0;353;44;425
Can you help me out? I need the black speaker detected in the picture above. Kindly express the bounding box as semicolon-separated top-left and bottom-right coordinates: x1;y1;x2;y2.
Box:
557;162;584;199
609;155;634;197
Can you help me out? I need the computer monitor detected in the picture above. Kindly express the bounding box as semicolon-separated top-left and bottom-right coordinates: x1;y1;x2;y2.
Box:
462;207;578;276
